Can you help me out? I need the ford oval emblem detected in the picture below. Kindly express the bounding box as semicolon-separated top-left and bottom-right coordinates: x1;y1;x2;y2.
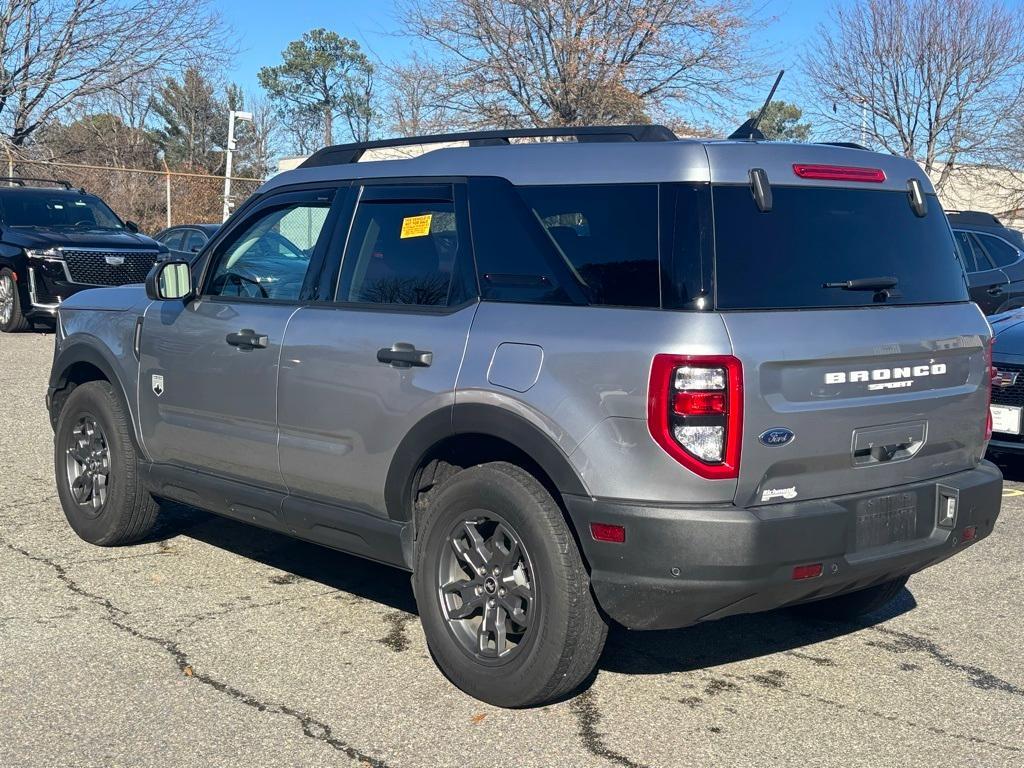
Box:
759;428;795;447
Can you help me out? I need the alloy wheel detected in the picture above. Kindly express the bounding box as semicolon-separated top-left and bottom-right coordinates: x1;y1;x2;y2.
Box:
437;514;536;662
64;414;111;514
0;274;14;326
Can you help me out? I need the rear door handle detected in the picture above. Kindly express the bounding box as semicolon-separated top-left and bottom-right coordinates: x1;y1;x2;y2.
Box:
226;329;269;349
377;342;432;368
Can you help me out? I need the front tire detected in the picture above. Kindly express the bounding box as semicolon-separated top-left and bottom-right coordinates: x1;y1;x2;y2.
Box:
0;268;29;333
414;462;607;707
54;381;160;545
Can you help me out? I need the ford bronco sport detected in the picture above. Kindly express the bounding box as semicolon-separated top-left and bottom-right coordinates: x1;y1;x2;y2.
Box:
0;178;163;332
46;126;1003;707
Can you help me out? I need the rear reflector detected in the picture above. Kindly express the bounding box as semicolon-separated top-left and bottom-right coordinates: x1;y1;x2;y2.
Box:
962;526;977;542
590;523;626;543
792;164;886;183
792;563;823;580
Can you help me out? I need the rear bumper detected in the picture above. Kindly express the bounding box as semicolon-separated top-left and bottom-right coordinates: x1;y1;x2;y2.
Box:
565;461;1003;630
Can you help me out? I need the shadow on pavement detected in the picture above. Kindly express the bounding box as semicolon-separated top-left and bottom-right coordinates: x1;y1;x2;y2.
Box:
152;499;913;680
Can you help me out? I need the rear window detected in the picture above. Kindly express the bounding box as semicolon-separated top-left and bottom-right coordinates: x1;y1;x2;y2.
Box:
712;186;968;310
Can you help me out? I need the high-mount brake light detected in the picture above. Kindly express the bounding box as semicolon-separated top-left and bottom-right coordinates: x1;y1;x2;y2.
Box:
648;354;743;479
792;164;886;183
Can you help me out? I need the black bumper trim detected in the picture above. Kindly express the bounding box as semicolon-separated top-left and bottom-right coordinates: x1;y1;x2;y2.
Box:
565;461;1003;630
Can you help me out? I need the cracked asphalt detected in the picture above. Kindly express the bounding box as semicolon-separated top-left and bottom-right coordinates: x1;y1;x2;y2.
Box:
2;330;1022;768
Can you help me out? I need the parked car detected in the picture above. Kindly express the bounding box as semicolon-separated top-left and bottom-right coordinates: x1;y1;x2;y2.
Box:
986;309;1024;452
46;127;1003;708
0;178;165;332
947;209;1024;315
152;223;219;261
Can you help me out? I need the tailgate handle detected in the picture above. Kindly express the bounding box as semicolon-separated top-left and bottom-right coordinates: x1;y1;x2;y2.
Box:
852;422;927;467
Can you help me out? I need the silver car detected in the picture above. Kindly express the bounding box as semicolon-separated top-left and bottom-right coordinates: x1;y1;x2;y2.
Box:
46;126;1003;707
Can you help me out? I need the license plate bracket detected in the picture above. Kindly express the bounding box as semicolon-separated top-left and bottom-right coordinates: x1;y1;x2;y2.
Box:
855;492;918;550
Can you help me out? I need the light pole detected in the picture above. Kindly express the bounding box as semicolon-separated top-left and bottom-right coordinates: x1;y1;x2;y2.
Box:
222;110;253;222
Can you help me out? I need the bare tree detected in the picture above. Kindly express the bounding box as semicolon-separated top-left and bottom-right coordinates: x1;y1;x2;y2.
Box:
0;0;232;149
379;53;468;137
397;0;761;128
804;0;1024;192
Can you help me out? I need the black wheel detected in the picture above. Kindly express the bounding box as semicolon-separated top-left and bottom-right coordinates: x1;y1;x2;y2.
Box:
414;462;607;707
0;268;29;332
794;576;909;620
54;381;160;545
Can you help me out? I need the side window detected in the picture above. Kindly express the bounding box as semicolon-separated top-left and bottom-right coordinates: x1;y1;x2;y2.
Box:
954;231;988;273
183;229;208;253
976;233;1020;268
161;230;185;251
336;189;466;306
469;177;576;305
206;200;331;302
516;184;660;308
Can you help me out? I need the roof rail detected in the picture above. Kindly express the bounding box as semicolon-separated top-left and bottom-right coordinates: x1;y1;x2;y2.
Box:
300;125;679;168
944;209;1003;226
0;176;74;189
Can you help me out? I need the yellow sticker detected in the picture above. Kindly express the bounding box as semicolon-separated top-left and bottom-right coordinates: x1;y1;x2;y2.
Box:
400;214;433;239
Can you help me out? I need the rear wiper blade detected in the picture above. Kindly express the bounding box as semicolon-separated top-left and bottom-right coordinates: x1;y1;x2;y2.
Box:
822;276;899;291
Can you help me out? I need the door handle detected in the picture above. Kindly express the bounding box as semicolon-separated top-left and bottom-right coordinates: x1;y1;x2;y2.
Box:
377;342;432;368
226;329;269;349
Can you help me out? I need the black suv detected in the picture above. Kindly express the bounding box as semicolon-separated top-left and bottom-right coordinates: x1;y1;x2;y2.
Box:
0;179;165;332
947;209;1024;315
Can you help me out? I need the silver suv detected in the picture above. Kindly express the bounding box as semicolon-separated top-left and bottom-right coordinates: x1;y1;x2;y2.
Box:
46;126;1003;707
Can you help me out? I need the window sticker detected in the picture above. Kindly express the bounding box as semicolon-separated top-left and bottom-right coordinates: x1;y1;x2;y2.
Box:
400;213;432;239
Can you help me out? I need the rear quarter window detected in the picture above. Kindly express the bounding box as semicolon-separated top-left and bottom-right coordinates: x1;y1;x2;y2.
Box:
712;186;969;310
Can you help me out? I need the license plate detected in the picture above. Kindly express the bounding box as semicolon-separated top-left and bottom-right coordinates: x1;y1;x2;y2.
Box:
990;404;1022;435
855;492;918;550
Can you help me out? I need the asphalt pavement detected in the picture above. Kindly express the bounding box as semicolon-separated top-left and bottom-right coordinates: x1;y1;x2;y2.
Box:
1;330;1021;768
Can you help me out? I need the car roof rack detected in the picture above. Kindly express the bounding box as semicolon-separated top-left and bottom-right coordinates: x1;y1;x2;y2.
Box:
0;176;74;190
300;125;679;168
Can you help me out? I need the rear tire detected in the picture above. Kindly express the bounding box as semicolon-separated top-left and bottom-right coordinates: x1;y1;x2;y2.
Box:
794;576;909;620
54;380;160;545
414;462;607;707
0;268;29;333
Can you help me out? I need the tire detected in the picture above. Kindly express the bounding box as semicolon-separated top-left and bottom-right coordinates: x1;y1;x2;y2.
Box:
794;575;909;621
54;380;160;546
414;462;607;707
0;268;29;333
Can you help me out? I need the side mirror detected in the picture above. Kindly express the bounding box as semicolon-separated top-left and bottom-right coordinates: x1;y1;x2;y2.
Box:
145;260;194;302
125;220;140;233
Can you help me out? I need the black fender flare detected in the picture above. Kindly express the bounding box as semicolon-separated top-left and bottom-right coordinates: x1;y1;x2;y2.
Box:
384;402;589;523
48;341;134;433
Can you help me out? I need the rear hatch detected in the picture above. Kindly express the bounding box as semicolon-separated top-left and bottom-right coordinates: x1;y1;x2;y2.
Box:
705;148;990;506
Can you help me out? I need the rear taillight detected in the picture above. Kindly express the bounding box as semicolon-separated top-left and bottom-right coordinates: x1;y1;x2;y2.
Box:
985;337;994;442
648;354;742;479
792;163;886;183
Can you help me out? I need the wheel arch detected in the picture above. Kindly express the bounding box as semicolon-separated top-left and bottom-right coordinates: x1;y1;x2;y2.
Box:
385;403;589;529
48;343;135;438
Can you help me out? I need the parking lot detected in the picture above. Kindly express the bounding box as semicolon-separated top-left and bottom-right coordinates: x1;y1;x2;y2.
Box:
0;329;1021;768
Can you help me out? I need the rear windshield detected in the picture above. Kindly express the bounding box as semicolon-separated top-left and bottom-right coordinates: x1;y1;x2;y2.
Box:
712;185;968;310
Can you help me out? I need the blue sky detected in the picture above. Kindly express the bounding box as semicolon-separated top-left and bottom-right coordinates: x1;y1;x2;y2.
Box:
217;0;835;121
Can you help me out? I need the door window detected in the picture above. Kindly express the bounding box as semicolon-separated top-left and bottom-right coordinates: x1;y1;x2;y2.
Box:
954;231;992;273
206;201;331;301
337;193;466;306
975;233;1021;268
160;229;185;250
183;229;208;253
